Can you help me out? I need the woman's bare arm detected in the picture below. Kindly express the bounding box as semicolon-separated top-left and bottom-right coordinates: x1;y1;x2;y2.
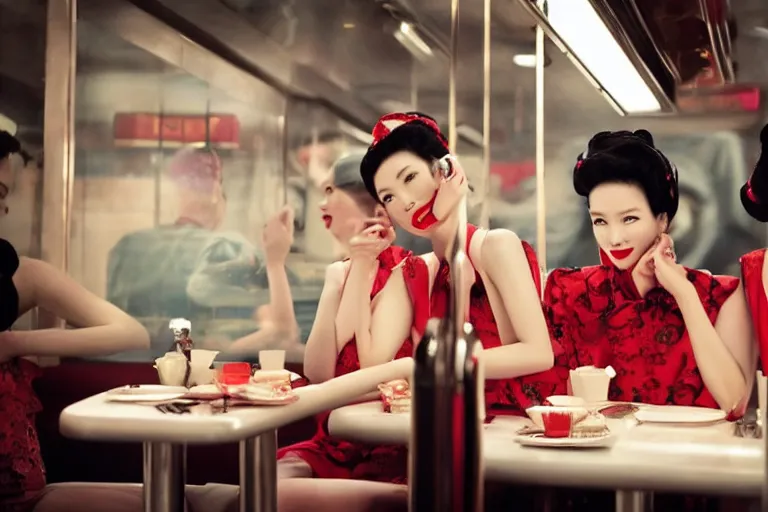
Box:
678;281;755;412
355;265;413;369
479;230;554;379
7;257;149;357
302;262;346;384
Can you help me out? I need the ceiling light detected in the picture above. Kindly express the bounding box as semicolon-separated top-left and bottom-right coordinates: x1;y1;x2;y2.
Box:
394;22;434;62
520;0;666;115
512;54;537;68
0;114;17;135
343;22;355;29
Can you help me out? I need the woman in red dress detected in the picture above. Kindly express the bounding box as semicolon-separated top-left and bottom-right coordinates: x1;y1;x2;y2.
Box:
357;112;562;417
739;123;768;369
276;152;413;504
545;129;755;414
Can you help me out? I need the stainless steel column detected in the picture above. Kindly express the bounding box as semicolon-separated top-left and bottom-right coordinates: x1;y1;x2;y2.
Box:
479;0;492;229
447;0;459;151
142;442;186;512
616;490;654;512
239;430;278;512
534;5;547;273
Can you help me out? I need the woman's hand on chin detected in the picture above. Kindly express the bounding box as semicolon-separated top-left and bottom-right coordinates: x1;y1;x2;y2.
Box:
631;238;659;295
652;234;694;299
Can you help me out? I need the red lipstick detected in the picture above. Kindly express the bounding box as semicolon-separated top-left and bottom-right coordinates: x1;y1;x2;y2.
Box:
610;248;634;260
322;215;332;229
411;191;439;230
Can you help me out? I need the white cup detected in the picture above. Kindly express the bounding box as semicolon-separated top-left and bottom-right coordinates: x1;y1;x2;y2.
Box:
259;350;286;371
570;368;611;403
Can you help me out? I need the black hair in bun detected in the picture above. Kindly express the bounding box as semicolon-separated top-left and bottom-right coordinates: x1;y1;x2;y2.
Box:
0;131;21;161
740;124;768;222
573;129;679;222
360;112;449;201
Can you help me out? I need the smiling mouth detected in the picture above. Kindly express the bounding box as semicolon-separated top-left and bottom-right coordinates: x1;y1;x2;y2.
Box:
410;191;439;230
610;248;634;260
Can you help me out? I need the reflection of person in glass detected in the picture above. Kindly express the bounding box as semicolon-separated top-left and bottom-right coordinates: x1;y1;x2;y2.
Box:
276;152;412;506
545;130;754;415
106;146;271;332
739;123;768;372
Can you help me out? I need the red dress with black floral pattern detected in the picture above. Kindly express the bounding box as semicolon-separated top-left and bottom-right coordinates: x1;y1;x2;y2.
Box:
741;249;768;371
545;263;738;407
403;224;563;416
276;246;411;484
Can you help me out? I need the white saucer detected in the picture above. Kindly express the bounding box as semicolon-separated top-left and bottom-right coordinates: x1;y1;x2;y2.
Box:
106;385;188;403
515;433;616;448
634;405;726;424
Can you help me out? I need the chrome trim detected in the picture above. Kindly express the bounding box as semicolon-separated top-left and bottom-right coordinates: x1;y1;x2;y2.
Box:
447;0;459;151
697;0;736;84
239;431;278;512
480;0;491;229
534;18;546;273
516;0;676;116
41;0;77;329
143;442;186;512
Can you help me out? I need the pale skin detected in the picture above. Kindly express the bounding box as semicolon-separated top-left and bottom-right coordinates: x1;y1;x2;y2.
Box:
589;182;756;413
364;150;554;379
0;256;149;361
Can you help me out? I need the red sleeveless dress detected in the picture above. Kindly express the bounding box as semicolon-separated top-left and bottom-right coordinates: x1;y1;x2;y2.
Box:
403;224;563;415
741;249;768;371
276;246;412;483
545;261;739;408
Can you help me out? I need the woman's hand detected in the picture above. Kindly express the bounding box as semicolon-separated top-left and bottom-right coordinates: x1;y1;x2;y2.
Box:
262;206;294;265
652;234;693;299
433;155;469;221
631;237;659;295
0;330;19;363
348;217;395;265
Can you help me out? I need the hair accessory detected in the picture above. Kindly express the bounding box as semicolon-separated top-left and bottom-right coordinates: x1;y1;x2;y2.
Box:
371;113;448;149
746;179;759;204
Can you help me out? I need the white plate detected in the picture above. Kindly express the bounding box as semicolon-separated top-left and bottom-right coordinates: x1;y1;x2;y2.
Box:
634;405;726;424
515;433;615;448
106;385;188;403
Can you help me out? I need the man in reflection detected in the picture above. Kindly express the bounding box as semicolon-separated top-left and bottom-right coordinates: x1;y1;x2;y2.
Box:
107;146;285;351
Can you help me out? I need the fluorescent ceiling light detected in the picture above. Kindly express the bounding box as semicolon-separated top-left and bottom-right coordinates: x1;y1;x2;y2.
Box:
545;0;662;114
394;22;434;62
512;54;537;68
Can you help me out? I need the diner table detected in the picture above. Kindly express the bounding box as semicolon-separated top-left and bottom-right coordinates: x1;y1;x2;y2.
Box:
59;357;413;512
328;402;763;510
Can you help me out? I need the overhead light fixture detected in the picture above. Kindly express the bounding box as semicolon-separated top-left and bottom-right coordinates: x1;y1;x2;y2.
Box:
512;54;537;68
394;22;434;62
0;114;17;135
518;0;670;115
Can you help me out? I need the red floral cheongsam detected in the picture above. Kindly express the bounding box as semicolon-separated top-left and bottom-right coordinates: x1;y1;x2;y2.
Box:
741;249;768;372
545;262;738;409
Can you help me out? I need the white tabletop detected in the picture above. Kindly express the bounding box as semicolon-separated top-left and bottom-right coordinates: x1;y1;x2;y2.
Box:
328;402;763;497
60;358;413;445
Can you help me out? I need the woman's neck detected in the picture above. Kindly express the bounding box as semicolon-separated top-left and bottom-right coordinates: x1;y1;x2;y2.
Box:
429;209;462;260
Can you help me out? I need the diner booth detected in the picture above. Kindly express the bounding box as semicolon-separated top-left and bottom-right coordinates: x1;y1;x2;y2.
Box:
2;0;768;510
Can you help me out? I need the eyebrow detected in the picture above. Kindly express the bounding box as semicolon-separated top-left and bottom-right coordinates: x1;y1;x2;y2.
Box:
376;166;411;197
589;207;640;217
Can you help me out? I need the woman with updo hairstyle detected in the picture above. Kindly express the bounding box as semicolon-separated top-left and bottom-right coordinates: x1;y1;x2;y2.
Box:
738;123;768;375
357;111;562;419
545;129;755;415
274;151;413;510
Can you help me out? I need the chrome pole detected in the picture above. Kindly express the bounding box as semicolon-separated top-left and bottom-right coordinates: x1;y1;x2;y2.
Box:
480;0;492;229
534;6;547;271
142;442;186;512
239;430;278;512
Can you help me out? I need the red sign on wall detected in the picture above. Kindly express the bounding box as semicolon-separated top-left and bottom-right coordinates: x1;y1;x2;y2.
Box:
113;113;240;149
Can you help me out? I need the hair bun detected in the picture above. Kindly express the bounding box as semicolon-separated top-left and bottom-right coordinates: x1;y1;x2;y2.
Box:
632;129;655;147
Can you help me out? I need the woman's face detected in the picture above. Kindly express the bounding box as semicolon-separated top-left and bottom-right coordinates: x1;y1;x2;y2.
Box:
318;173;369;242
373;150;448;236
588;182;667;269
